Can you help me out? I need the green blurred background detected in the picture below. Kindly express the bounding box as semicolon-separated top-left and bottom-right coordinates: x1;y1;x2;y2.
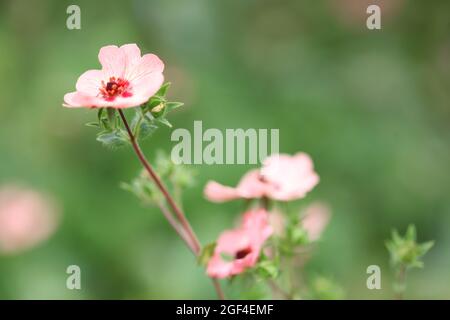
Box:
0;0;449;299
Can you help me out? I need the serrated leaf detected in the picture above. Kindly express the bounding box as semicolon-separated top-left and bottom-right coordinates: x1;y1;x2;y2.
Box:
139;119;158;140
130;111;159;140
96;130;129;148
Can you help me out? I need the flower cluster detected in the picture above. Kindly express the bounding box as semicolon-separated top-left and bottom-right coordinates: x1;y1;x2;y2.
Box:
203;152;328;284
63;43;434;300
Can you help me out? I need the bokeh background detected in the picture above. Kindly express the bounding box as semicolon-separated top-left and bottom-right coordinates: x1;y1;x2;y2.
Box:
0;0;449;299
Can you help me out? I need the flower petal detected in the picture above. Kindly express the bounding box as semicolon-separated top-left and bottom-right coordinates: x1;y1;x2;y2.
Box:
236;170;271;199
204;181;239;202
63;92;94;108
301;202;331;241
262;152;319;201
75;69;104;96
206;255;234;278
126;53;164;82
121;43;141;64
98;45;126;78
129;72;164;102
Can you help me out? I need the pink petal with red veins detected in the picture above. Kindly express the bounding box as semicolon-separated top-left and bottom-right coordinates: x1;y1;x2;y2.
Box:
75;69;104;96
121;44;141;64
127;53;164;83
130;72;164;102
98;45;126;78
121;44;142;76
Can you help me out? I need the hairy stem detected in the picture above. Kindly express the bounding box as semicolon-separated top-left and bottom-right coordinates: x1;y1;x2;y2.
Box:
118;109;225;300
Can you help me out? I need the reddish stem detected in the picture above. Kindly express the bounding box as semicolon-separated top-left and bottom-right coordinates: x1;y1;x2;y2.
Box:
118;109;225;300
157;202;196;254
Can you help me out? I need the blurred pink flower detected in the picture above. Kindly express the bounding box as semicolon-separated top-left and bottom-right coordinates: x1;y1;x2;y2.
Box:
0;186;58;254
64;44;164;109
207;209;272;278
301;202;331;241
204;153;319;202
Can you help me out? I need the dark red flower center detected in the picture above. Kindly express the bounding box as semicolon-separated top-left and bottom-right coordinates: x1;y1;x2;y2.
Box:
235;247;252;260
99;77;131;101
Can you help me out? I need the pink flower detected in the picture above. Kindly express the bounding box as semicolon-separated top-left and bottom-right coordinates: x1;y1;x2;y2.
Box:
301;202;331;241
0;186;59;254
207;209;273;279
64;44;164;109
204;152;319;202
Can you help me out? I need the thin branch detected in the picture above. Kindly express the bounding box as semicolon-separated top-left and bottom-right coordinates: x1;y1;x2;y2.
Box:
156;202;196;254
118;109;225;300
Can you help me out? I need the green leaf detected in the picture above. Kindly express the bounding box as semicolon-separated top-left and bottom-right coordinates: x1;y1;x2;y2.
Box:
156;117;172;128
85;122;100;128
406;225;417;241
287;225;309;246
97;108;104;123
417;241;434;257
197;242;216;266
166;101;184;112
130;111;159;141
308;275;346;300
139;118;159;140
155;82;171;97
256;260;279;279
96;129;129;148
392;230;402;245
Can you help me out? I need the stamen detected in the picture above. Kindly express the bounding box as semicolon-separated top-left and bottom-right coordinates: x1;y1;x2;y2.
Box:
99;77;131;101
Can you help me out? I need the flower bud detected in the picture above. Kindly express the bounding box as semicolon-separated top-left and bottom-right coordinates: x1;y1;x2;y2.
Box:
150;103;165;117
